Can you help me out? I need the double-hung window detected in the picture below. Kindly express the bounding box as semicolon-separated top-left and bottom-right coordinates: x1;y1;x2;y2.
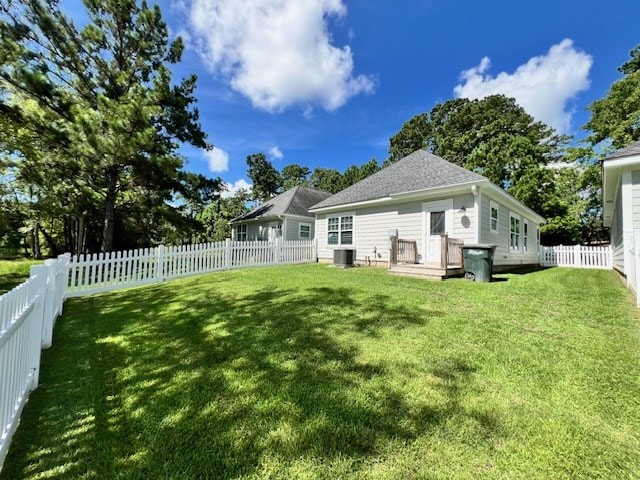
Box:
237;224;247;241
299;223;311;239
327;214;353;246
490;201;499;234
523;221;529;252
509;213;520;251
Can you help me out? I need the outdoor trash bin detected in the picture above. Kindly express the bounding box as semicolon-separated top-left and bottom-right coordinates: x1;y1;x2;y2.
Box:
461;244;497;282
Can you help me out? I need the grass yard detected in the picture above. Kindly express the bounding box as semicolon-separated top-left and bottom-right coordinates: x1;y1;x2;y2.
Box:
0;259;41;294
1;264;639;479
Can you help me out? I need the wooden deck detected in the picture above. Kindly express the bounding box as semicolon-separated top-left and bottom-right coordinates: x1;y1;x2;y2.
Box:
388;263;464;281
388;235;465;281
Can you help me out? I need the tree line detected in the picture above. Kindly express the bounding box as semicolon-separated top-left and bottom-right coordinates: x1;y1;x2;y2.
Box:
1;1;638;256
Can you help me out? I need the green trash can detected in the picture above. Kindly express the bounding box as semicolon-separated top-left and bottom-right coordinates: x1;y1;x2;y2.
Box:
461;244;497;282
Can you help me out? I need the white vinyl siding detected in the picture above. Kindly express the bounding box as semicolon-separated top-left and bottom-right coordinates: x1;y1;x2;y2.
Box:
611;180;625;273
509;213;520;251
315;194;476;264
478;192;540;267
632;170;640;230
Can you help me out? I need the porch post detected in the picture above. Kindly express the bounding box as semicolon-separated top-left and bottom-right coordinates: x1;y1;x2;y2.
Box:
440;235;448;269
390;236;398;266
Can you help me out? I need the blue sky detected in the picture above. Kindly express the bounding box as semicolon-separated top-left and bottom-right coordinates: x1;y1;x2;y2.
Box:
79;1;640;195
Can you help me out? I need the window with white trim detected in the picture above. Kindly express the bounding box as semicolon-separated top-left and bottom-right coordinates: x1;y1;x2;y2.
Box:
509;213;520;251
490;201;499;234
327;214;353;246
523;220;529;252
299;222;311;239
237;224;247;241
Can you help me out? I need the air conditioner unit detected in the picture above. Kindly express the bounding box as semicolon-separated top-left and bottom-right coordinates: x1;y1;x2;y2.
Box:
333;249;355;268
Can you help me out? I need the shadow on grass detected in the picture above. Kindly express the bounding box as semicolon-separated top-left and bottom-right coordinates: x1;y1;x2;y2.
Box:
1;275;490;479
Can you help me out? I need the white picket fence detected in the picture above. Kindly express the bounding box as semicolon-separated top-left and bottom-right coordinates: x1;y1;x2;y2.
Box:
0;239;316;469
66;239;316;297
540;244;612;269
0;254;69;468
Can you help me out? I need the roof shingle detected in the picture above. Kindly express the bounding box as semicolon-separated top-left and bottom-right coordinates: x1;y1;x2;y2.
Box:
232;186;331;222
310;150;487;210
603;140;640;161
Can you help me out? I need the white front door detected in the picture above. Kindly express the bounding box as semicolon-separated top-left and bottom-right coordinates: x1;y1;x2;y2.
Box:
423;199;453;265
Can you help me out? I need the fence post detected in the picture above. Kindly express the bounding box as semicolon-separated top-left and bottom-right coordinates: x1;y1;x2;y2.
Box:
28;265;48;390
313;238;318;262
275;238;281;265
573;245;581;268
156;245;165;283
40;259;57;349
225;238;232;270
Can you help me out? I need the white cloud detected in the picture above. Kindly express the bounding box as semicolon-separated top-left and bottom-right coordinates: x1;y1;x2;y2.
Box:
204;147;229;173
268;146;283;160
222;179;253;198
187;0;376;112
453;39;593;133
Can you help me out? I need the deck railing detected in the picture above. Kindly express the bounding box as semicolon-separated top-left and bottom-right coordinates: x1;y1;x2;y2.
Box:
390;235;463;268
445;237;464;267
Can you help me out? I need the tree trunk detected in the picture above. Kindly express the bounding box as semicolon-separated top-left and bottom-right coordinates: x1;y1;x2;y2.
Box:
31;226;41;259
76;214;86;255
102;166;118;253
38;224;60;256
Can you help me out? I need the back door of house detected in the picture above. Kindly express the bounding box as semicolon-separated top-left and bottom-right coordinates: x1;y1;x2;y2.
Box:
423;199;453;265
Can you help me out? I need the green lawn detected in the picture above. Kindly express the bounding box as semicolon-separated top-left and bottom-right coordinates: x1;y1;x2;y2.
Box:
2;265;639;479
0;259;41;294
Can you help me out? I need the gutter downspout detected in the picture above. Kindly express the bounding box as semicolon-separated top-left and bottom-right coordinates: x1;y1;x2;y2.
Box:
472;185;480;244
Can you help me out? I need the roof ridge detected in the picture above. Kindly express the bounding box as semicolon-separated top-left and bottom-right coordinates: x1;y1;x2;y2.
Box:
280;185;300;215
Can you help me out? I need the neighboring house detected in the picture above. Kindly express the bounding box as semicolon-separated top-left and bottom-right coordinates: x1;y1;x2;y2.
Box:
602;140;640;299
309;149;545;277
230;186;331;241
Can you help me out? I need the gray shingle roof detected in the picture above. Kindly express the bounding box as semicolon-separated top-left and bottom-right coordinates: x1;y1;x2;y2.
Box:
310;149;487;210
603;140;640;161
232;186;331;222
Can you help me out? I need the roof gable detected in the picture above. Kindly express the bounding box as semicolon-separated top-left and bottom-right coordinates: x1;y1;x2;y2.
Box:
311;150;487;210
232;186;331;223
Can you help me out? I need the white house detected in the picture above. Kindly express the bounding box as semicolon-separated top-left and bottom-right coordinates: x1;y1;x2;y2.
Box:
230;186;331;242
602;140;640;302
309;150;545;278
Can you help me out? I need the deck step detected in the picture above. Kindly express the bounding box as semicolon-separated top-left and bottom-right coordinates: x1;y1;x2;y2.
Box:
388;264;465;280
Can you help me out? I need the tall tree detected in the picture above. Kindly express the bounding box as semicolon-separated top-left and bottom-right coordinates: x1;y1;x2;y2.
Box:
0;0;212;252
281;163;310;190
340;158;380;190
584;45;640;148
308;167;343;194
199;188;250;241
388;95;566;208
619;44;640;75
246;153;281;202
